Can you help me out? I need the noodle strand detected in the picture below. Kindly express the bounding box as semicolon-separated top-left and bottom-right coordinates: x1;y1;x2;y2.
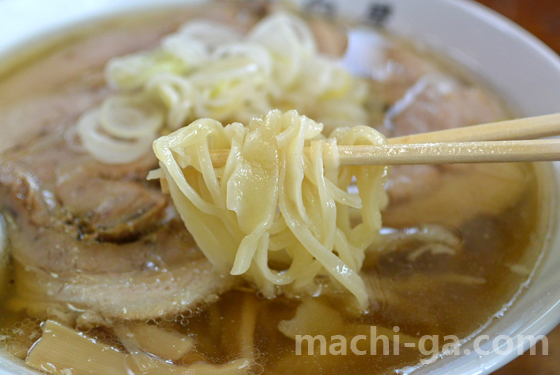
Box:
153;110;388;309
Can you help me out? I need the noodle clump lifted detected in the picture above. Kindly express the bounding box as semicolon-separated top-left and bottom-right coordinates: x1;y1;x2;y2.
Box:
150;110;389;309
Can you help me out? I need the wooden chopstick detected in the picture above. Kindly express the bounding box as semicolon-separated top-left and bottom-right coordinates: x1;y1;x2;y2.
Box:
336;139;560;166
207;139;560;167
390;113;560;144
205;113;560;167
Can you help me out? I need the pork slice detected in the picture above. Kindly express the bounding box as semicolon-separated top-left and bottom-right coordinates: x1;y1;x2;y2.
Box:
0;133;235;321
386;75;508;137
8;223;235;323
0;111;232;323
2;157;235;322
56;169;167;242
2;127;159;231
385;165;442;205
383;163;529;228
0;26;165;105
12;261;234;323
381;71;521;227
0;89;105;155
371;45;439;106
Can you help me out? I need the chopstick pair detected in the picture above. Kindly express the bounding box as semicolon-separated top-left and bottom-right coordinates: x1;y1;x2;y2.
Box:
208;113;560;167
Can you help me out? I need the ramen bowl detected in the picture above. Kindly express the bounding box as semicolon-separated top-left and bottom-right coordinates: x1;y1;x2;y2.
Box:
0;0;559;374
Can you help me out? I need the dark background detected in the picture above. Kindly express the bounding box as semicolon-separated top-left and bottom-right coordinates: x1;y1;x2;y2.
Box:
474;1;560;373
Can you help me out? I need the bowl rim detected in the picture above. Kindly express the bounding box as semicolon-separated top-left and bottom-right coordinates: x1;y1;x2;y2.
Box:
396;0;560;373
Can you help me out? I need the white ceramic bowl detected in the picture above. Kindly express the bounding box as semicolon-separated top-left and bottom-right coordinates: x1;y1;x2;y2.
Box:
0;0;559;374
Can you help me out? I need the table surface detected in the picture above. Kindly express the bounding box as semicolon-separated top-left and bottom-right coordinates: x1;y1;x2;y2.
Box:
474;1;560;373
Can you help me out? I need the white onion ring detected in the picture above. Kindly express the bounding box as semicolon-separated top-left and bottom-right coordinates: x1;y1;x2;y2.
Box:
99;95;164;139
77;109;155;164
177;20;243;50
